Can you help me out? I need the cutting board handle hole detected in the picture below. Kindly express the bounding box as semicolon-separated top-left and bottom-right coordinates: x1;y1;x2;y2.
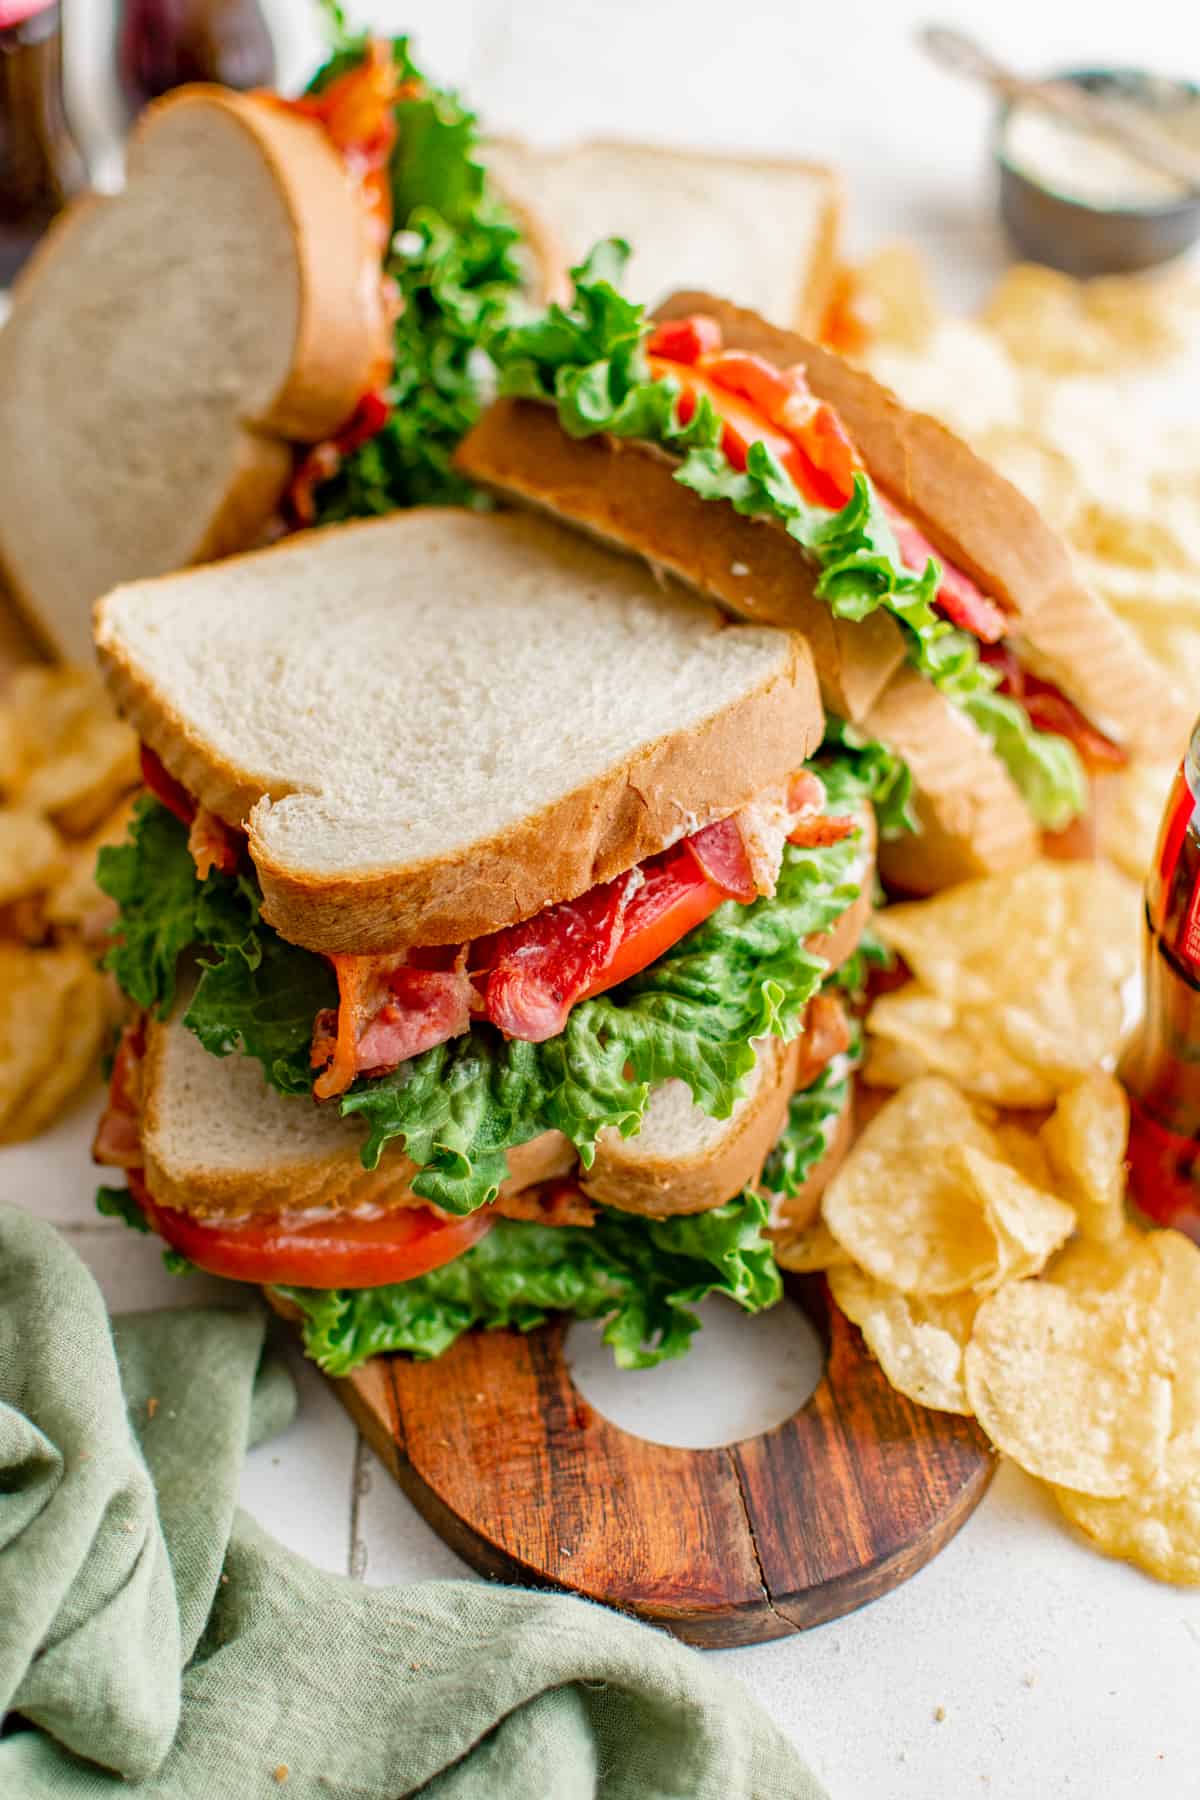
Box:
563;1291;825;1449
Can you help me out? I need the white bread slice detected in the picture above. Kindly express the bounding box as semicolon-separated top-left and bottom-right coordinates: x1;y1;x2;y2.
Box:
94;509;822;955
0;86;391;666
482;139;841;334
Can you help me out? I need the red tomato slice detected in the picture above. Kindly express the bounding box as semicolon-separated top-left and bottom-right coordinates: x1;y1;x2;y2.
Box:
578;845;727;999
646;315;723;364
140;744;195;826
649;351;855;509
125;1170;489;1289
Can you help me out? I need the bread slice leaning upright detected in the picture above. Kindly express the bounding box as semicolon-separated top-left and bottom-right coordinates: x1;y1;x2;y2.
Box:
482;138;842;333
94;508;823;955
0;86;391;664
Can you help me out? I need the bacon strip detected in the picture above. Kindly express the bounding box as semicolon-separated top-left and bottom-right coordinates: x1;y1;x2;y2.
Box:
93;1021;145;1169
188;806;242;880
313;953;474;1101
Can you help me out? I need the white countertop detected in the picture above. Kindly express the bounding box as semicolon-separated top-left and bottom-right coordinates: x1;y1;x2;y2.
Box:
15;2;1200;1794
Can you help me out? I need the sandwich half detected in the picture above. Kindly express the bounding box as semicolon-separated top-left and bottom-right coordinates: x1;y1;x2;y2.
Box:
0;29;559;661
91;508;890;1366
456;245;1188;891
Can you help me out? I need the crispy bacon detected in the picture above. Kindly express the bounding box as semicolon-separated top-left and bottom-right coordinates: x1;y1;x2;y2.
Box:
787;814;857;848
93;1021;145;1169
312;953;474;1101
475;868;641;1044
981;643;1127;773
793;992;852;1092
494;1180;597;1228
687;815;758;903
187;806;241;880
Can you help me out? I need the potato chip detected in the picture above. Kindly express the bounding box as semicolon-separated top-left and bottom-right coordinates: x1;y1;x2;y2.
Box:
847;243;939;353
973;425;1082;532
44;794;135;946
829;1264;978;1414
870;864;1140;1105
0;665;139;835
20;715;139;836
958;1145;1075;1286
1047;1223;1156;1303
0;807;63;907
990;1119;1053;1190
822;1078;1069;1297
12;964;110;1141
982;264;1189;374
1040;1075;1128;1243
868;317;1024;443
771;1216;850;1274
0;944;93;1140
1053;1477;1200;1586
964;1277;1169;1497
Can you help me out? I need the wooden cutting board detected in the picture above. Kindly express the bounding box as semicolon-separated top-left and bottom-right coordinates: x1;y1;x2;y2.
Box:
301;1274;995;1648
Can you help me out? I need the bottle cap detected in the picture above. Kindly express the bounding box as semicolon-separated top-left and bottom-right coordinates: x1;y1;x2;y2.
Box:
0;0;56;25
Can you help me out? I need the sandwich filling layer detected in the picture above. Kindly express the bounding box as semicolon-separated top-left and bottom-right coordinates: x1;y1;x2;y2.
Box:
488;243;1127;833
97;736;894;1217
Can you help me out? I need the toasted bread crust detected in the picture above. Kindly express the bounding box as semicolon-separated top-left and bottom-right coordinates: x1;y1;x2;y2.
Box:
96;514;825;954
458;397;905;724
653;290;1186;759
866;666;1039;892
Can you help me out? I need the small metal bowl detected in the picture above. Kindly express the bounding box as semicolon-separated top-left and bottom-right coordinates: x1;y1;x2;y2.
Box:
994;67;1200;276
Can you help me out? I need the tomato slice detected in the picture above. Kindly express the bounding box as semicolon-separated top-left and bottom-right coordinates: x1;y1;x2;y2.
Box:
125;1169;490;1289
646;315;723;364
579;844;728;998
140;744;195;826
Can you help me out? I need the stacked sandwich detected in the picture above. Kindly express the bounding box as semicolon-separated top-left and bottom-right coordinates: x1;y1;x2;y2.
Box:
458;246;1186;890
92;510;898;1373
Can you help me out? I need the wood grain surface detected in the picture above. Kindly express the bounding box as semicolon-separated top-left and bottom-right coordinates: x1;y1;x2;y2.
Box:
319;1275;995;1648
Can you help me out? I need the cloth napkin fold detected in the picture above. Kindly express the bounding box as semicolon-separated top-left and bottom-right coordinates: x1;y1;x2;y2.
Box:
0;1205;825;1799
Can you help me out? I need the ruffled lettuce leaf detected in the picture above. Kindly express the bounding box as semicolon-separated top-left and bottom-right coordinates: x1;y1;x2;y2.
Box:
96;799;336;1091
340;829;863;1210
760;1029;860;1201
306;31;527;517
495;243;1085;831
274;1189;781;1374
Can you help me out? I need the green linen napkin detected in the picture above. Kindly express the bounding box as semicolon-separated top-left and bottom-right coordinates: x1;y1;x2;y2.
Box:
0;1204;825;1799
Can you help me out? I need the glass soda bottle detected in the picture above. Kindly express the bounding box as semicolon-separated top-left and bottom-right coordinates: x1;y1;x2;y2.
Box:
0;0;85;286
1121;720;1200;1242
118;0;275;117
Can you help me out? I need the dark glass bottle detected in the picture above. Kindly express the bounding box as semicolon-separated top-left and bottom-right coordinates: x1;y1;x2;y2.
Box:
0;0;85;286
1121;722;1200;1242
118;0;275;116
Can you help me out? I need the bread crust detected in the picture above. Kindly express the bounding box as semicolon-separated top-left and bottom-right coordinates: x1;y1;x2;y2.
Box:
458;398;905;724
865;666;1039;892
147;87;391;444
764;1086;855;1241
0;88;389;658
653;290;1187;759
96;514;825;954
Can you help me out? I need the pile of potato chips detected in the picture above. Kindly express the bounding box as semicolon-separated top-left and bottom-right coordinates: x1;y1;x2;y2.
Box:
780;1051;1200;1587
0;665;139;1142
